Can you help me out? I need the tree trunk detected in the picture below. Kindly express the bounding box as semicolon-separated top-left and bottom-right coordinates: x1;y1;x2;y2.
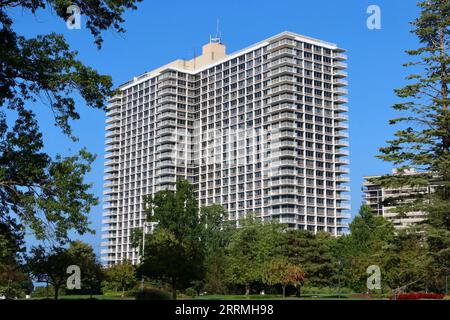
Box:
171;278;177;300
245;284;250;296
54;285;60;300
122;286;125;297
282;285;286;299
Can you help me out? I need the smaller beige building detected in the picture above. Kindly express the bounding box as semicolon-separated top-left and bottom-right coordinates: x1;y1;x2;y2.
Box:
362;169;437;229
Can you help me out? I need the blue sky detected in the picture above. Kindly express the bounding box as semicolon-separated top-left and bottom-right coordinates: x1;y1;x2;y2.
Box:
10;0;421;254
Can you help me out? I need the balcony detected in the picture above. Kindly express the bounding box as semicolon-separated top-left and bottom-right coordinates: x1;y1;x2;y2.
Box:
105;116;120;124
159;111;177;120
158;150;176;160
156;176;176;184
103;173;119;182
334;88;348;95
159;127;177;135
271;150;297;158
335;149;350;156
268;76;296;86
105;123;120;131
268;85;295;95
101;241;116;247
334;61;347;69
336;213;352;219
159;96;177;104
158;120;177;128
335;105;349;113
268;39;296;51
104;166;119;174
336;176;350;183
105;144;119;152
158;168;176;175
159;103;177;112
159;135;177;143
335;114;348;121
336;185;350;192
106;108;120;117
104;159;118;167
101;225;116;232
333;53;348;60
105;130;120;138
158;79;177;88
335;96;349;104
335;158;350;165
269;179;297;187
333;70;348;78
157;159;176;168
268;66;296;77
335;140;349;147
334;78;348;87
101;218;117;224
105;152;119;160
335;122;349;130
158;88;177;97
101;249;115;255
268;198;298;205
268;48;297;59
159;71;177;81
103;181;118;189
159;141;175;152
270;112;296;122
103;195;118;202
268;58;296;69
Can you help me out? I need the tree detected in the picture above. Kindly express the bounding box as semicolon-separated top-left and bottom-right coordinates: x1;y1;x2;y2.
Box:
27;241;103;299
200;204;233;294
0;0;142;257
27;246;73;299
65;241;104;297
281;230;336;288
141;180;205;300
371;0;450;291
381;228;428;293
0;219;29;298
104;261;137;297
225;216;284;295
263;258;304;298
332;205;395;292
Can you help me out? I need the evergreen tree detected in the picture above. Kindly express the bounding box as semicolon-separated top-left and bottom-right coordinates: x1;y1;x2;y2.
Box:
371;0;450;290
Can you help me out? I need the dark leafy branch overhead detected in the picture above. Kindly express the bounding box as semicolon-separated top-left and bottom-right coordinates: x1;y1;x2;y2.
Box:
0;1;140;245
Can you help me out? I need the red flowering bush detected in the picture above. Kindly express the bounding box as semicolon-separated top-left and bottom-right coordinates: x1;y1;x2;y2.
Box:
393;293;445;300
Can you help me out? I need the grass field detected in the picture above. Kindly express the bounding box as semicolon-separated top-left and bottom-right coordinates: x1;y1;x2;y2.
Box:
29;293;376;300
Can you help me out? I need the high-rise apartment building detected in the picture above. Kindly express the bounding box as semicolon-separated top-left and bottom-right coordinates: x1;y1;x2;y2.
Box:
362;169;437;229
101;31;350;265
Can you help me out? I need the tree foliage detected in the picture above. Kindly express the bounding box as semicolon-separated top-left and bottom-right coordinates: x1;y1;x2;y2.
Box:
370;0;450;288
27;241;103;299
141;180;206;300
263;258;304;298
225;216;284;295
0;0;141;256
104;261;136;297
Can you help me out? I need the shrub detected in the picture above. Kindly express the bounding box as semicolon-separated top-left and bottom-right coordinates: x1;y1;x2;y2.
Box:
185;287;197;298
134;288;171;300
394;293;445;300
31;285;65;298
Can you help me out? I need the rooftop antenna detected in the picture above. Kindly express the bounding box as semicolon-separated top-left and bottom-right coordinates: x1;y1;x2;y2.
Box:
210;18;221;44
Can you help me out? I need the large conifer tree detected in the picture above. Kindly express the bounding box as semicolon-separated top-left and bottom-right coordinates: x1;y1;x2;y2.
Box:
372;0;450;291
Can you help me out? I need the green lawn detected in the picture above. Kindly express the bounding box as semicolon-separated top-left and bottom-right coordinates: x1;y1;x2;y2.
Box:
192;293;372;300
29;292;380;300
